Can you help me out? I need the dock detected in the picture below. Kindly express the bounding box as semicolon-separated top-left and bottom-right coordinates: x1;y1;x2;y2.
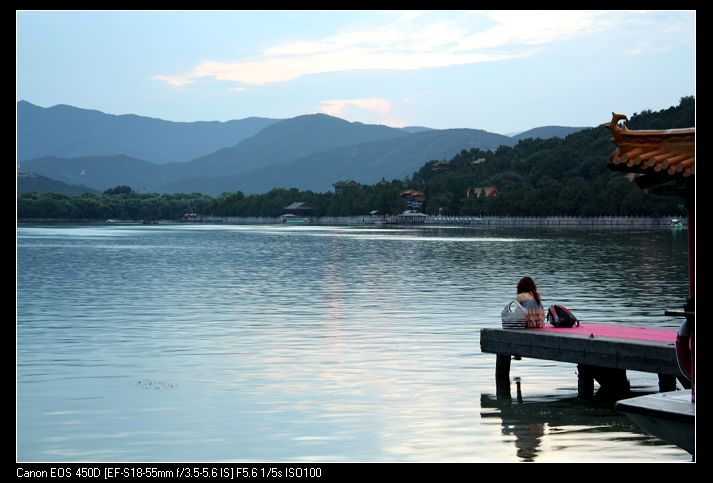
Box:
480;323;690;398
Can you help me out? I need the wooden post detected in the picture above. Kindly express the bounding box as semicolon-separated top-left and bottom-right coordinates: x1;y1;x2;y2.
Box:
495;354;512;400
593;367;630;398
496;375;511;400
496;354;511;378
578;364;594;399
658;374;677;392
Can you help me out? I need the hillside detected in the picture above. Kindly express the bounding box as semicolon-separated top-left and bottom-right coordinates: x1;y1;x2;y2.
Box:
21;155;165;191
18;174;98;195
410;96;694;215
18;97;694;219
401;126;434;133
158;128;515;194
511;126;586;142
172;113;410;179
17;101;278;164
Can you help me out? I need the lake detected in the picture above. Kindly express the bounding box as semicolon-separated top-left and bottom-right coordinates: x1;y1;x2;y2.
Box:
17;223;691;462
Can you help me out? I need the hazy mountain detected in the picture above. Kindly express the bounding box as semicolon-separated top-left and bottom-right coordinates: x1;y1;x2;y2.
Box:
21;114;408;192
17;101;279;164
510;126;587;142
21;155;166;191
401;126;434;133
18;173;98;195
159;128;516;194
19;103;593;195
173;113;410;178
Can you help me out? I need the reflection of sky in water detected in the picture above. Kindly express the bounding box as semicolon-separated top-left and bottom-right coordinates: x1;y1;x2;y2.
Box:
17;224;691;461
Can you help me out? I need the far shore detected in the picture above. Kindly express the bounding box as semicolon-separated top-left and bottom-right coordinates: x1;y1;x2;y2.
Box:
18;215;686;228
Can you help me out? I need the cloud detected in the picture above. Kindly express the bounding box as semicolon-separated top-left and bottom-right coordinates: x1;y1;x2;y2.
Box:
153;11;686;87
623;45;643;56
152;75;194;87
321;98;391;116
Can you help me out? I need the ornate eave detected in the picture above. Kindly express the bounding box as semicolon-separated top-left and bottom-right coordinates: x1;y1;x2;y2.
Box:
607;113;695;178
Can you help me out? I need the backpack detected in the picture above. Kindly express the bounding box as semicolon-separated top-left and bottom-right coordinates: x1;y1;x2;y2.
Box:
546;305;579;328
501;300;528;329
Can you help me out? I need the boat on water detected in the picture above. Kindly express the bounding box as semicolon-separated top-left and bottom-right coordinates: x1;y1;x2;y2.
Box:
616;389;694;454
617;316;694;455
280;213;311;224
671;218;684;229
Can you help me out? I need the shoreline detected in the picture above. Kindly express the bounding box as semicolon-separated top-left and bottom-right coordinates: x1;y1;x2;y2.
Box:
17;215;686;228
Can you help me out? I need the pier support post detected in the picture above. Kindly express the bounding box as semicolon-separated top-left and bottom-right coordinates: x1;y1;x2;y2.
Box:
577;364;594;399
593;367;630;398
496;354;511;377
495;354;512;400
495;376;511;400
658;374;677;392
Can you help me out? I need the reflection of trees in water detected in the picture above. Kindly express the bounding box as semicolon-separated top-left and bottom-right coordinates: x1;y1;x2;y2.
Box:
481;378;650;462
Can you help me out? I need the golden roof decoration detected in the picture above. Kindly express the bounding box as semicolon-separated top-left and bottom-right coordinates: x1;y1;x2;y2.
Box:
608;113;694;178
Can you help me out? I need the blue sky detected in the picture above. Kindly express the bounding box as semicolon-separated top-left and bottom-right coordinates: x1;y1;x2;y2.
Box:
16;11;695;133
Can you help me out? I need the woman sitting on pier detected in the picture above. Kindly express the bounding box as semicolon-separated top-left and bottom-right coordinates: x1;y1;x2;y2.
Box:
516;276;545;328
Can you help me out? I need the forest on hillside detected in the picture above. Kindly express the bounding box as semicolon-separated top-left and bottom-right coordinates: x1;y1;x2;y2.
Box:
18;97;693;220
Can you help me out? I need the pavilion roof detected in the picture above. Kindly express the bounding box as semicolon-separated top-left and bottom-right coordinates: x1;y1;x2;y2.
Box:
607;113;694;178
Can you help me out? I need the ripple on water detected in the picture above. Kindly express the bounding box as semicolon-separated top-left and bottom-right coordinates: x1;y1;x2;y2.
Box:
17;224;691;461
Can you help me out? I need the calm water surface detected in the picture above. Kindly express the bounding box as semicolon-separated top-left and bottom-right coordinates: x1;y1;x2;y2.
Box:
17;223;692;462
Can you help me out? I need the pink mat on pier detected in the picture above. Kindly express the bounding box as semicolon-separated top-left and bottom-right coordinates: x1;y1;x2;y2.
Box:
531;323;676;343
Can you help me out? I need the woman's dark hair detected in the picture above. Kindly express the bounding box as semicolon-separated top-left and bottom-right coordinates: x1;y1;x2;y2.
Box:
517;276;541;305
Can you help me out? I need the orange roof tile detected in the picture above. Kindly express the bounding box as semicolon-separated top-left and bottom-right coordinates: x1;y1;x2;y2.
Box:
607;113;695;178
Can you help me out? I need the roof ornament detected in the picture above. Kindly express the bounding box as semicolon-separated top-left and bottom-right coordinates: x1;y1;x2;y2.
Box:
609;112;629;139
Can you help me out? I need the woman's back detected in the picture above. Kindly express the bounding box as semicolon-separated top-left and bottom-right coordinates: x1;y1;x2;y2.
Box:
516;279;545;328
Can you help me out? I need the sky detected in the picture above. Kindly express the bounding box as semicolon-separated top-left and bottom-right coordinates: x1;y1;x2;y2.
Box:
16;10;695;134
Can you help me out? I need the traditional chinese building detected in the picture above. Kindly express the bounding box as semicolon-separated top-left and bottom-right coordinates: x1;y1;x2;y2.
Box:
333;180;360;194
400;189;425;211
431;159;451;172
283;202;315;217
607;112;694;288
466;187;500;199
607;111;695;399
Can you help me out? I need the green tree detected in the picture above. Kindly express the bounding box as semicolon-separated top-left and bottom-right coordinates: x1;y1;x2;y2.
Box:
103;185;134;195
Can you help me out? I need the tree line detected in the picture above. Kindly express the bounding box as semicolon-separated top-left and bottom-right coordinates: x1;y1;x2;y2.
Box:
18;97;692;220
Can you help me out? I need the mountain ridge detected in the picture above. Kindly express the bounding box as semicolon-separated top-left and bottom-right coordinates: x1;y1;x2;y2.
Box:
17;101;280;164
18;101;590;195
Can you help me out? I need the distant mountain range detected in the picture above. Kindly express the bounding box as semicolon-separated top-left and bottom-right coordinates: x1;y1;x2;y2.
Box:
17;101;588;195
17;101;278;164
174;113;410;179
18;173;97;195
400;126;434;134
158;128;519;194
510;126;587;142
20;155;163;191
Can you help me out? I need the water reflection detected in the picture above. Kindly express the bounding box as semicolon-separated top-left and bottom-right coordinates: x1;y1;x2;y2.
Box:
484;378;545;461
481;377;680;462
18;224;690;461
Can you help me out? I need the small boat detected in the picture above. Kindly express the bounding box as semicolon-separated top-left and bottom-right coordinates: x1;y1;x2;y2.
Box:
616;390;694;454
671;218;684;229
280;214;311;223
616;318;694;455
